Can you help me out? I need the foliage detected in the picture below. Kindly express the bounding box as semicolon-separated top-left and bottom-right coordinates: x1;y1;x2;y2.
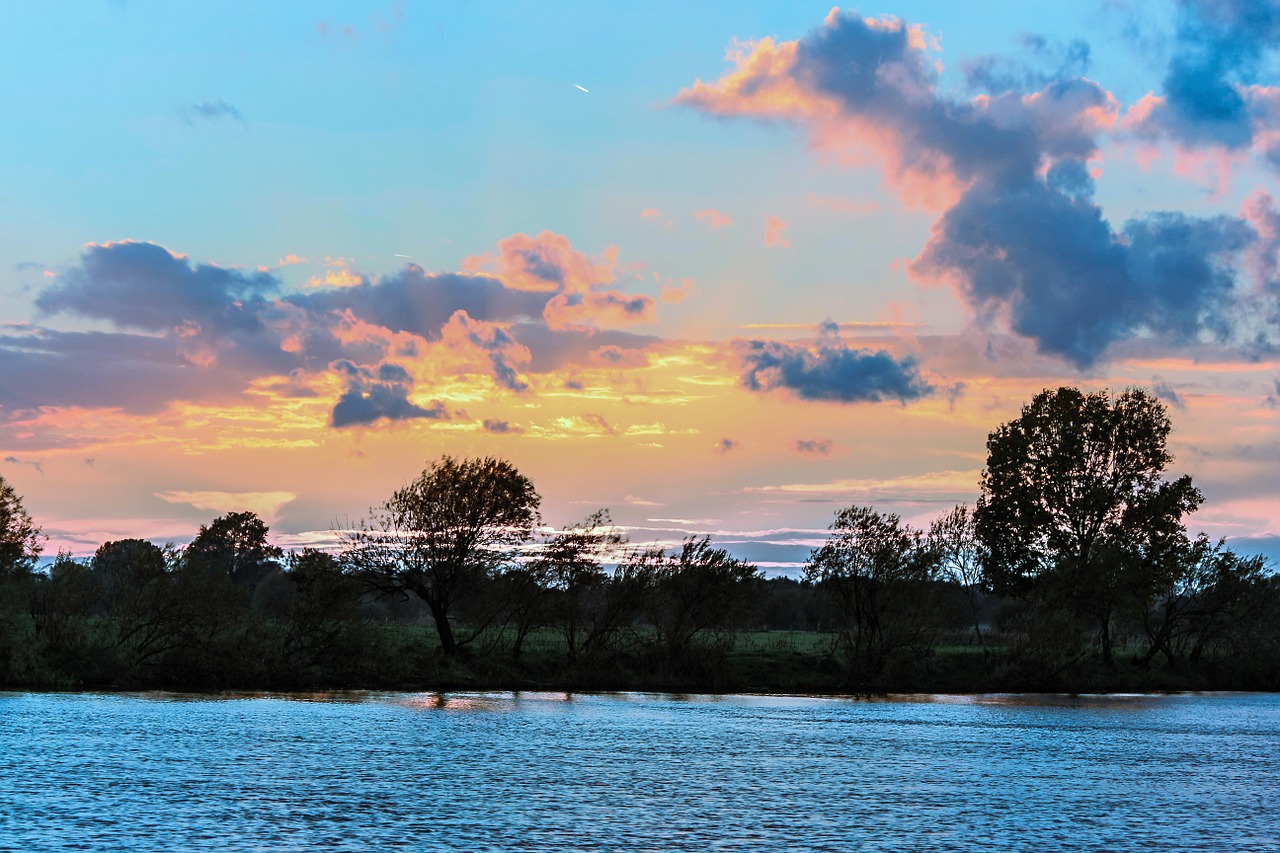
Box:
806;506;945;685
928;504;988;649
533;509;628;660
344;456;541;656
186;511;283;590
631;536;761;665
0;474;42;575
975;386;1202;663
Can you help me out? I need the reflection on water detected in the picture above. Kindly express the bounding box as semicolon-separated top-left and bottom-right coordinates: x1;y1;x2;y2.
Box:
1;690;1276;852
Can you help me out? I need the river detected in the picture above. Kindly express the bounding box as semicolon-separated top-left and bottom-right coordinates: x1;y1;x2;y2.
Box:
1;691;1276;851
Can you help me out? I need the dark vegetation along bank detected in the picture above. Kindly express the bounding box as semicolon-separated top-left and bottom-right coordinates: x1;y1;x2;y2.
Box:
1;386;1278;694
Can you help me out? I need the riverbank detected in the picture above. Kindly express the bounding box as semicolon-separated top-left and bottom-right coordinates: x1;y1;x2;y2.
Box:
7;625;1277;695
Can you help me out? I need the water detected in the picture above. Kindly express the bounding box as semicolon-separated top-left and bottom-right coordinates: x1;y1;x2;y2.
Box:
1;691;1277;852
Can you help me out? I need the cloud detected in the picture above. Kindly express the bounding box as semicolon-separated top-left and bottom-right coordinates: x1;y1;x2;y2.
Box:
661;277;698;304
464;230;617;294
693;208;733;229
641;208;662;219
962;34;1091;95
715;438;738;453
764;216;790;247
10;233;665;429
1124;0;1280;152
439;311;531;392
155;490;297;521
677;10;1280;368
3;456;43;475
177;98;243;124
482;418;522;434
38;241;278;335
543;290;656;331
794;438;833;455
1151;377;1185;408
329;360;449;428
734;320;933;403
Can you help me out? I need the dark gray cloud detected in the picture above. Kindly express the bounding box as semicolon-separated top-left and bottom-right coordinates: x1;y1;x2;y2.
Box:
735;321;932;404
1151;378;1185;408
38;241;277;334
177;98;243;124
288;266;548;338
678;10;1280;367
0;326;252;414
779;12;1272;368
794;438;833;456
482;418;522;434
329;360;449;428
913;179;1254;367
1129;0;1280;150
3;456;43;475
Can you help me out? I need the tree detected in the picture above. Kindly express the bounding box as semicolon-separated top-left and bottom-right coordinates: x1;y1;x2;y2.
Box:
0;474;42;575
634;536;760;665
91;539;183;675
534;509;627;660
186;511;283;590
0;475;41;683
975;386;1202;664
345;456;541;656
927;504;988;650
807;506;943;683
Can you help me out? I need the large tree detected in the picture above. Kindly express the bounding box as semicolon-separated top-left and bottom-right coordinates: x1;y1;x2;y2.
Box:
346;456;541;656
975;386;1202;663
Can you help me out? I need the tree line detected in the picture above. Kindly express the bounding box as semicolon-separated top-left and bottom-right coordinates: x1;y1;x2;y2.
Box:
1;386;1277;692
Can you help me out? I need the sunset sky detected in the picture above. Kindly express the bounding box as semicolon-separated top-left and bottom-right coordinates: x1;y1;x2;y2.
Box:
4;1;1280;570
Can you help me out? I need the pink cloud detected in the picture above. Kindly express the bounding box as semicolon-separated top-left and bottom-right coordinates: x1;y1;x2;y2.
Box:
693;208;733;229
764;217;790;247
543;290;656;331
661;277;698;304
641;208;662;218
463;230;617;293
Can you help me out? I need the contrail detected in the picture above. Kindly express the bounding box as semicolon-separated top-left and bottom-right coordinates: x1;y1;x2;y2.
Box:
393;253;413;258
574;84;589;93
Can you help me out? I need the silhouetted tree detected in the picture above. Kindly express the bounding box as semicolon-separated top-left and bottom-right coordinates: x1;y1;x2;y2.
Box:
275;549;370;683
345;456;541;656
928;504;988;649
91;539;183;675
975;387;1202;664
634;537;760;664
0;475;41;683
534;509;625;660
807;506;943;683
186;511;283;591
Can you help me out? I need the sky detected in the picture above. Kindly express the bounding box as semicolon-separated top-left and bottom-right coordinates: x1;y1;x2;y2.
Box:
4;0;1280;571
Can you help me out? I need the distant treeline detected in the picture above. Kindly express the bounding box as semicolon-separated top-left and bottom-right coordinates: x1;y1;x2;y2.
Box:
1;386;1278;693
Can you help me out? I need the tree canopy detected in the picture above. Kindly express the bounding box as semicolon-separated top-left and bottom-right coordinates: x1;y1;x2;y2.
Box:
975;386;1203;661
346;455;541;655
0;474;42;575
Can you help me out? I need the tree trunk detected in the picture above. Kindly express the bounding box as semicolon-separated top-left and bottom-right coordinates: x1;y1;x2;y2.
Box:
428;599;456;656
